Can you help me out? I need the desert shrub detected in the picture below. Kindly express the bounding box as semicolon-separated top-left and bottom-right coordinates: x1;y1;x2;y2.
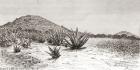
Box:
36;37;46;43
0;30;17;47
27;32;46;43
30;35;45;43
112;35;122;39
13;45;21;53
46;46;61;59
19;38;31;48
95;34;106;38
64;28;89;50
15;28;46;43
47;38;53;44
30;34;38;41
47;29;66;46
96;39;140;56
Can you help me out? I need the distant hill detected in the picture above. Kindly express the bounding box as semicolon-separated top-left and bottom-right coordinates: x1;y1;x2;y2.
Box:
87;31;140;40
0;15;70;33
115;31;140;38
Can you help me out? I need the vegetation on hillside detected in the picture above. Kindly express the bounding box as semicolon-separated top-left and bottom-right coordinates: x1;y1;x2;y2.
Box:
0;29;17;47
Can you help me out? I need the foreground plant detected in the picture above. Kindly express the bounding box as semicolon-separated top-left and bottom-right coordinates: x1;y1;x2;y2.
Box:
13;45;21;53
19;38;32;48
65;28;89;50
47;29;66;46
46;46;61;59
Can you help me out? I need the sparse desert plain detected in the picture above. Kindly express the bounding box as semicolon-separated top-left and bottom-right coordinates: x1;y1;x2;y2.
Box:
0;15;139;70
0;38;139;70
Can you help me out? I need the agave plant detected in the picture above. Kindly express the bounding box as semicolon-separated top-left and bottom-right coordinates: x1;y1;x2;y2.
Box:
47;29;66;46
13;45;21;53
46;46;61;59
65;28;89;50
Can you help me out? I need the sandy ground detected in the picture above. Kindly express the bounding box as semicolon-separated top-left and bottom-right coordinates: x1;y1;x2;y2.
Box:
0;38;140;70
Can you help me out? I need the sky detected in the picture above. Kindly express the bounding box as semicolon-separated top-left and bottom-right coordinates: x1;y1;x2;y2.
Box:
0;0;140;35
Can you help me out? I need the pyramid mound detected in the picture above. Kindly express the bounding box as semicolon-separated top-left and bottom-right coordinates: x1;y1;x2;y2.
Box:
115;31;139;38
115;31;134;36
1;15;64;32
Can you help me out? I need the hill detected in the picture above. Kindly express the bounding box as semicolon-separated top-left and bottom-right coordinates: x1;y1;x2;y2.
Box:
0;15;72;42
116;31;135;36
115;31;140;38
1;15;69;33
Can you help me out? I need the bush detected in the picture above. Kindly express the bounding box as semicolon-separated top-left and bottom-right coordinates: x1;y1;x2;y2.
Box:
23;32;46;43
0;30;17;47
16;29;46;43
46;46;61;59
30;35;45;43
65;28;89;50
13;45;21;53
19;38;31;48
37;37;46;43
47;29;66;46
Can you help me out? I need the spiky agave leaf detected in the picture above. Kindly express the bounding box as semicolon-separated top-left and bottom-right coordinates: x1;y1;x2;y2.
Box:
46;46;61;59
47;29;66;46
14;45;21;53
65;28;89;49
